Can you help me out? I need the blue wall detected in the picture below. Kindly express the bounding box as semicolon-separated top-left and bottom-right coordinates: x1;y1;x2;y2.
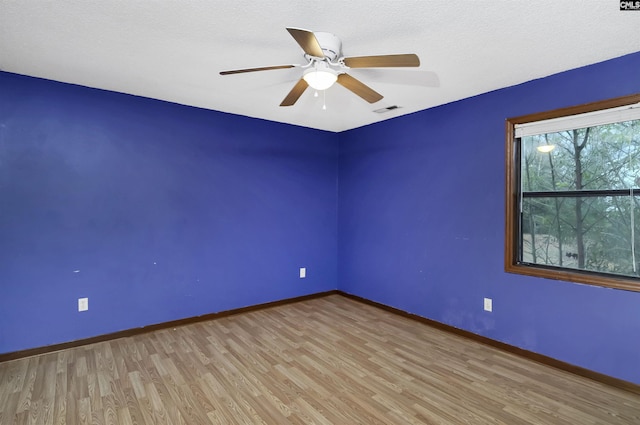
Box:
0;73;338;354
2;51;640;385
338;51;640;385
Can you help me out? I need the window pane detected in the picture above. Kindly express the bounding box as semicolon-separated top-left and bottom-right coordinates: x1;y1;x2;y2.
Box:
521;120;640;192
521;195;640;278
507;95;640;292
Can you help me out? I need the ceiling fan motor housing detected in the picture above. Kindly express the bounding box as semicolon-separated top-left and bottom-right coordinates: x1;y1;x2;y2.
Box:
313;32;342;61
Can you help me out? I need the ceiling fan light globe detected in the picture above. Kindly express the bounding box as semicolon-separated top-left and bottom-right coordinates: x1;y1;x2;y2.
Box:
303;70;337;90
536;144;556;153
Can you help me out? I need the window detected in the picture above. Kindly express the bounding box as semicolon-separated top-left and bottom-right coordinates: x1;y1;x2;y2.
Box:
505;94;640;292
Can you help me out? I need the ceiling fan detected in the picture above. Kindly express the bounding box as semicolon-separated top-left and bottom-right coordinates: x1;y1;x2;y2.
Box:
220;28;420;107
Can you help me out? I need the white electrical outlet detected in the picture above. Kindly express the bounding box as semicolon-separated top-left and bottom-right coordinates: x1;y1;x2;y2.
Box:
483;297;492;312
78;297;89;312
299;267;306;278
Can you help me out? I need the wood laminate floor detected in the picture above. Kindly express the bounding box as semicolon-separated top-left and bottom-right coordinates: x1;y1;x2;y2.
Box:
1;294;638;424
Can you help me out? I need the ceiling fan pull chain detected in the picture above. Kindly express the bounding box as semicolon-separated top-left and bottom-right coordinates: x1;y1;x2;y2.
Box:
323;90;327;110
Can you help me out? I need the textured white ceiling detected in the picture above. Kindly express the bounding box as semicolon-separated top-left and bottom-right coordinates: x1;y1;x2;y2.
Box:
1;1;639;132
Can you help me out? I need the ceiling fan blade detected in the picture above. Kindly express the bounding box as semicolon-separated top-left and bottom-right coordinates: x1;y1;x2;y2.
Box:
349;69;440;87
220;65;296;75
337;74;383;103
286;28;325;58
343;54;420;68
280;79;309;106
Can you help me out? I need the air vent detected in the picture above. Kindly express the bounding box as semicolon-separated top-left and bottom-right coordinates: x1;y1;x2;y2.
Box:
374;105;401;113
